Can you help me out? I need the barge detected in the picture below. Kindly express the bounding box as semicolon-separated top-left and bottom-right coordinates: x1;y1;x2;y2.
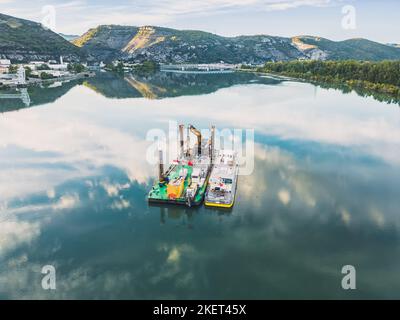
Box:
205;149;239;208
148;124;215;207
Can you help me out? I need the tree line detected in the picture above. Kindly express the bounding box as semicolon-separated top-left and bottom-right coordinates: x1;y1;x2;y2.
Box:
256;60;400;102
259;60;400;87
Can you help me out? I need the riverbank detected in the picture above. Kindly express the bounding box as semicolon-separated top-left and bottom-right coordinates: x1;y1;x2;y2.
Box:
0;71;95;89
242;60;400;105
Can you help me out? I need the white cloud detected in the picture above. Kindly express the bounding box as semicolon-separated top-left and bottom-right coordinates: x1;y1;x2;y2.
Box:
0;86;154;203
278;189;291;205
340;208;351;225
139;0;334;15
167;247;181;264
1;79;399;210
370;207;385;228
110;198;130;210
0;0;341;34
262;0;332;11
0;220;40;256
53;193;80;210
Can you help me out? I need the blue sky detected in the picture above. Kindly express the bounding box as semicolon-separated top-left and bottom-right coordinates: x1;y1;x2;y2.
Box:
1;0;399;43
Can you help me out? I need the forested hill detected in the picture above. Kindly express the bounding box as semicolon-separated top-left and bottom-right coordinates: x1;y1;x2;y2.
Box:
0;13;81;62
1;12;400;64
258;60;400;104
74;26;400;63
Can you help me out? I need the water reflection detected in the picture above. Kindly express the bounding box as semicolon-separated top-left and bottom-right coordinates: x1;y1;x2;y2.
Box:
1;143;399;299
0;72;399;299
0;71;283;113
0;88;31;110
84;71;282;100
1;71;399;114
0;80;81;112
314;80;400;106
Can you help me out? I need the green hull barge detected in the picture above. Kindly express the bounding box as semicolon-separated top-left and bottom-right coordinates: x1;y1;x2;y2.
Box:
148;163;211;206
147;124;215;207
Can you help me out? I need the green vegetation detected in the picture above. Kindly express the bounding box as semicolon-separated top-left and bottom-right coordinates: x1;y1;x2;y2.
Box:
24;66;32;79
67;63;86;73
291;36;400;61
258;60;400;104
240;64;254;70
0;13;81;61
2;12;400;65
40;72;54;80
83;67;276;99
1;78;84;113
72;27;99;47
133;61;159;73
8;65;18;74
104;60;159;75
36;64;50;70
105;62;124;74
71;24;400;63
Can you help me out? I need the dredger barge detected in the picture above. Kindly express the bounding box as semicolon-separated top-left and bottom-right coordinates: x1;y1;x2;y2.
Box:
147;124;215;207
148;124;239;208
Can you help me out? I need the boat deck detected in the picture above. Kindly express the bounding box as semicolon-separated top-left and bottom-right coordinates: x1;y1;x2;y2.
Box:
205;151;238;208
148;163;210;206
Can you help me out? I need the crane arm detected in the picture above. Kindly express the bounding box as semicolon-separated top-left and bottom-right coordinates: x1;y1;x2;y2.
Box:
189;125;202;156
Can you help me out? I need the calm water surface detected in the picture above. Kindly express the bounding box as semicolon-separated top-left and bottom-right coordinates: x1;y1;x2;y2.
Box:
0;71;400;299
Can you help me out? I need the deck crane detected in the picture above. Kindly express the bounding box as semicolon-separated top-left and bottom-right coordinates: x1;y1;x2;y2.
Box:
189;124;202;156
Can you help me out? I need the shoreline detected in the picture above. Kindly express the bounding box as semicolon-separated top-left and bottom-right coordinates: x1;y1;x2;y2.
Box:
240;68;400;105
0;71;95;89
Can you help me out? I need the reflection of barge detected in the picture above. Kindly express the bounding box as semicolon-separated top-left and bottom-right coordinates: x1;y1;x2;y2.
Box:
148;124;215;207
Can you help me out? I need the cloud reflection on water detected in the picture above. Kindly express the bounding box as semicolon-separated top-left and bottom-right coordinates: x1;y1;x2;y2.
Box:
0;74;399;299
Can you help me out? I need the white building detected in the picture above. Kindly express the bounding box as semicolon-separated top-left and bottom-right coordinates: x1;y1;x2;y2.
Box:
27;57;68;71
0;66;26;86
17;66;26;85
0;59;11;74
47;56;69;71
31;69;70;78
29;61;47;66
0;73;14;86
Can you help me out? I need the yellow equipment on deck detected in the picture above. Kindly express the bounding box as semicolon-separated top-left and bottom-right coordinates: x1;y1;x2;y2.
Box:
167;177;185;199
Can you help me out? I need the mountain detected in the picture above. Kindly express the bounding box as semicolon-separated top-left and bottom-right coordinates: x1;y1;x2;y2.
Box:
73;25;140;61
74;25;304;63
1;12;400;64
74;25;400;64
292;36;400;61
59;33;80;41
0;13;81;62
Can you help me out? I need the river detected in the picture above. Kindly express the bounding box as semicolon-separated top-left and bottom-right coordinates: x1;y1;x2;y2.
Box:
0;71;399;299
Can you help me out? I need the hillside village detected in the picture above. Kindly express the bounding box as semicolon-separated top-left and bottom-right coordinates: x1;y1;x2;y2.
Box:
0;56;95;87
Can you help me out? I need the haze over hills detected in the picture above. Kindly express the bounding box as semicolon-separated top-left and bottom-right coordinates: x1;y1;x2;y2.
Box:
59;33;80;41
1;12;400;64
